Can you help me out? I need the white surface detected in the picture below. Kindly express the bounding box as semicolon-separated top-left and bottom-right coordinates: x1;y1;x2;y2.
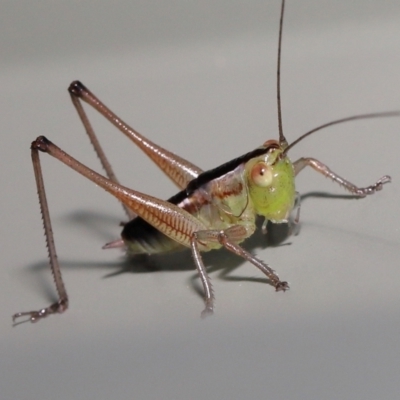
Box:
1;1;400;399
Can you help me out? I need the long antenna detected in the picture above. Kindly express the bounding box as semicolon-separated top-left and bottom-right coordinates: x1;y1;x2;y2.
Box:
283;111;400;155
276;0;287;147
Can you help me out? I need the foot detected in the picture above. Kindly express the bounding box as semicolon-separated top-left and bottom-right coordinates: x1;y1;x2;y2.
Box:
12;299;68;324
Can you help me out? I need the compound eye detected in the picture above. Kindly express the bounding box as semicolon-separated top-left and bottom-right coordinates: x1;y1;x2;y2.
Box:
250;162;273;187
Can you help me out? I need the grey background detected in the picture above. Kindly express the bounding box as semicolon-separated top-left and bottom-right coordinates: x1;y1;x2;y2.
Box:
1;1;400;399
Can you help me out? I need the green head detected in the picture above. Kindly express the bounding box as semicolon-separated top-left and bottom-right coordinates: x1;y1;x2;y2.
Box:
245;140;295;222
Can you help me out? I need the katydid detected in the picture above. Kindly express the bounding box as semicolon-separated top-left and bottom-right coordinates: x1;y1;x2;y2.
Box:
13;0;399;323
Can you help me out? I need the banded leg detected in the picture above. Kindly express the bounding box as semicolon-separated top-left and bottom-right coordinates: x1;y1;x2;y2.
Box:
293;157;391;196
70;86;135;219
192;225;289;317
14;136;209;323
12;145;69;323
69;81;203;191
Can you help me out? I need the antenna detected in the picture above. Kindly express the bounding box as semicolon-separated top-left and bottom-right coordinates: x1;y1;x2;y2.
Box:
283;111;400;155
276;0;287;147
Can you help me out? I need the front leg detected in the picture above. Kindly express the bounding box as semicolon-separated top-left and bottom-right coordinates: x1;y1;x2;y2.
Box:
293;157;390;196
191;224;289;317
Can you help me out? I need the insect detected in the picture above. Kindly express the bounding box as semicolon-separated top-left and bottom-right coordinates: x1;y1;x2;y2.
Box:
13;0;399;323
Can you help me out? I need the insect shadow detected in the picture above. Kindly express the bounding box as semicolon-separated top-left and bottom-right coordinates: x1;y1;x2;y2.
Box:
23;207;286;307
23;189;358;308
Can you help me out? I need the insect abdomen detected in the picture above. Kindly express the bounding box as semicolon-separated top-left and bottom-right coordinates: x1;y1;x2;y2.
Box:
122;216;184;254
